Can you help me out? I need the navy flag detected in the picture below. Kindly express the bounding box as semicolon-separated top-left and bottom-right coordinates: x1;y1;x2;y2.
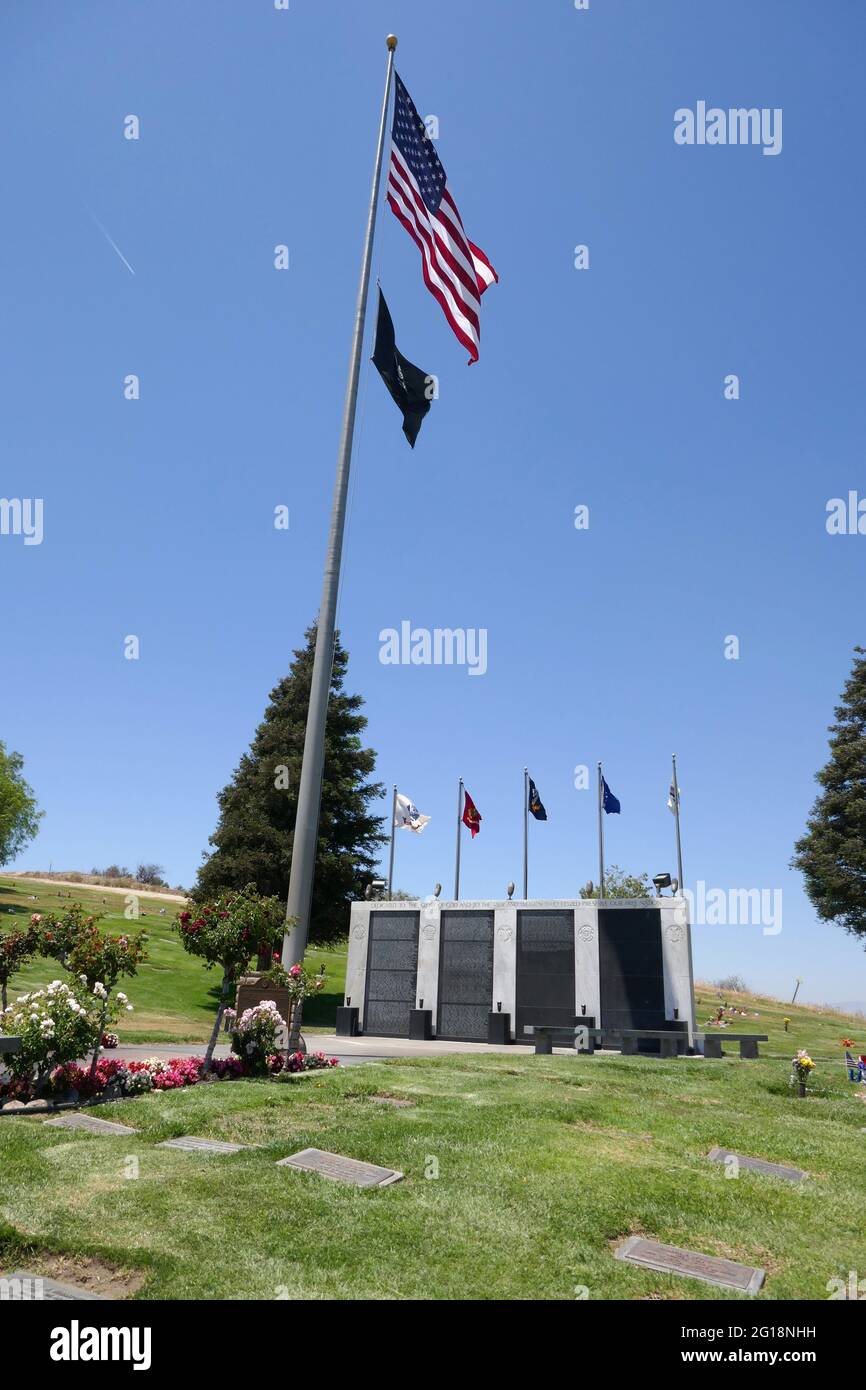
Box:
528;776;547;821
371;287;432;448
602;778;621;815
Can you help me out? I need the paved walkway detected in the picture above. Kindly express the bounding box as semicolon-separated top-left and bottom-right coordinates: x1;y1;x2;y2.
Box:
109;1035;577;1066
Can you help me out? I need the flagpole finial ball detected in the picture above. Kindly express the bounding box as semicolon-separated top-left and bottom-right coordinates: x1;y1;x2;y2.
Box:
386;34;398;50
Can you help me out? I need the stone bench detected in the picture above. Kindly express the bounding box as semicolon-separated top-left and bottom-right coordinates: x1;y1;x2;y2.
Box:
524;1019;598;1055
608;1028;688;1058
698;1033;768;1060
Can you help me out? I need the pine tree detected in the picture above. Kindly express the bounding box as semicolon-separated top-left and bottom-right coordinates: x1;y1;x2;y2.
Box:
195;627;386;944
793;646;866;945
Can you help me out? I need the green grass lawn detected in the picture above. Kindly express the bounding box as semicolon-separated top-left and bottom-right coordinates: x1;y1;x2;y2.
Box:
1;1051;864;1300
0;876;347;1041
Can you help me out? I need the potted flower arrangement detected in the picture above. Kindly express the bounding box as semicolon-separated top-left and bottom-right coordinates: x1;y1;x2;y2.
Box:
791;1048;815;1098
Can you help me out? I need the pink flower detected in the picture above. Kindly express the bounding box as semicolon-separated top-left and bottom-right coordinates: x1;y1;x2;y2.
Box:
289;965;302;978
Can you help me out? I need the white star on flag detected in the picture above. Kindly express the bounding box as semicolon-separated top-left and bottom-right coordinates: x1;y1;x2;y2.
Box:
395;792;430;833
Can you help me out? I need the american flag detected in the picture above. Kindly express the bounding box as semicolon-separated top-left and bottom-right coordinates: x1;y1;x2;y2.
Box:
387;73;497;364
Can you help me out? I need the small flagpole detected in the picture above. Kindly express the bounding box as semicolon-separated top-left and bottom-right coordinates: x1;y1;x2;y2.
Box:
523;767;529;899
672;752;694;1051
282;36;398;968
454;777;464;900
672;754;684;890
387;784;397;899
597;762;605;900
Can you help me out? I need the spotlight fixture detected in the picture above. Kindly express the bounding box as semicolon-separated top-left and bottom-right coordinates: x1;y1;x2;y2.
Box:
652;872;673;896
506;881;515;900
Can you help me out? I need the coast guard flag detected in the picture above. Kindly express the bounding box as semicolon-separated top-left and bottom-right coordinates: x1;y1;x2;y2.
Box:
528;777;547;821
602;778;621;815
395;792;430;833
387;72;498;364
371;288;432;448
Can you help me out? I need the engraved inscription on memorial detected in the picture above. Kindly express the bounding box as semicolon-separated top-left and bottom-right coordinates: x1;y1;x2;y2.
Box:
614;1236;765;1293
707;1147;807;1182
515;910;576;1039
437;911;494;1041
277;1147;403;1187
158;1137;249;1154
44;1113;139;1136
2;1271;106;1300
363;911;420;1037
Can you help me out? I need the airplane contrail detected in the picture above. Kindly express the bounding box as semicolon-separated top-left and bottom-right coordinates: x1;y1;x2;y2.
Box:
87;208;135;276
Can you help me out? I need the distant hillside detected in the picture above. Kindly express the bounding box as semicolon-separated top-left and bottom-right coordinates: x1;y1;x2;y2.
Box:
12;870;186;898
830;1001;866;1019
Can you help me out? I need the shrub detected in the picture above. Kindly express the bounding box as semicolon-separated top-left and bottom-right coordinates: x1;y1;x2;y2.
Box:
0;921;41;1011
0;982;98;1094
227;1000;284;1076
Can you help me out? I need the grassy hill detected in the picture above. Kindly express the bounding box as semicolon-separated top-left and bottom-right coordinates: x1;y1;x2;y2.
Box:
0;875;347;1040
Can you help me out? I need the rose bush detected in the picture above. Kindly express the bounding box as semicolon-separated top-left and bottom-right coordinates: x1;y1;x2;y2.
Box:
226;1000;284;1076
0;981;99;1094
175;885;286;1074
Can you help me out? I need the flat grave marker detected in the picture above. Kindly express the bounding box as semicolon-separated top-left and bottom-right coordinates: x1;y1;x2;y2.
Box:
277;1146;403;1187
368;1094;414;1108
157;1136;249;1154
707;1147;807;1183
1;1271;106;1301
614;1236;765;1294
44;1113;139;1137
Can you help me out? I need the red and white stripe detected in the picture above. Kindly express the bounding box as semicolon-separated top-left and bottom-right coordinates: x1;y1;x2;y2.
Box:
387;147;498;364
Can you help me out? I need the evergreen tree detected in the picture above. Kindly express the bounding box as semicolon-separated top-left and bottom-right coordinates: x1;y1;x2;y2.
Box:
195;627;386;944
793;646;866;945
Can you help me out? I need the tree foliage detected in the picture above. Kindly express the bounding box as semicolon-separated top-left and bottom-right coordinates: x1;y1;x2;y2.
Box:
793;645;866;945
580;865;653;899
194;627;386;944
0;742;42;867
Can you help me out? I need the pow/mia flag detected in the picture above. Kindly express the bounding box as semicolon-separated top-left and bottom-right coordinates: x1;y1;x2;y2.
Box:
371;287;432;448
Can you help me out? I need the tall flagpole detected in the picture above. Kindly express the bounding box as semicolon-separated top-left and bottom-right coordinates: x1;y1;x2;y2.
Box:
671;753;683;889
523;767;529;899
386;784;398;899
597;762;605;900
282;36;398;967
454;777;464;900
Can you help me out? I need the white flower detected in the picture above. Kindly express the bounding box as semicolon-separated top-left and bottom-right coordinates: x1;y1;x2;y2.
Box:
79;974;88;985
126;1005;133;1012
117;992;128;1003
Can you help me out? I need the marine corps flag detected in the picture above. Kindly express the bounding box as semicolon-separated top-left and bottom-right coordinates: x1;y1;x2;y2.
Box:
371;287;432;447
462;788;482;837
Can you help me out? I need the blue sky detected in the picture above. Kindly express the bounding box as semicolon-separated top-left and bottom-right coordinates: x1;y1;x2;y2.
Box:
2;0;865;1007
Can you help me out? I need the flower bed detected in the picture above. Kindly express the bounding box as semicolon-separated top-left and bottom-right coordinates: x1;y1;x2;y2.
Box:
1;1049;339;1105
